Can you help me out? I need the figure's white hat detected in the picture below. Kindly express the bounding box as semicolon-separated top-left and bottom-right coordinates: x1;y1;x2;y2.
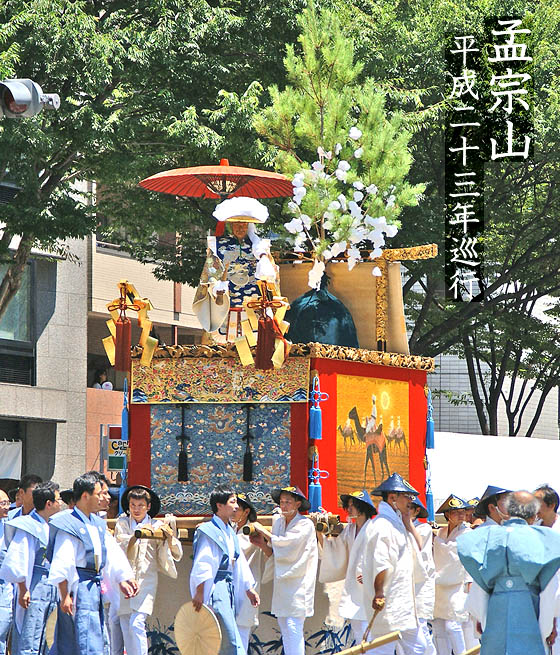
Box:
212;196;269;224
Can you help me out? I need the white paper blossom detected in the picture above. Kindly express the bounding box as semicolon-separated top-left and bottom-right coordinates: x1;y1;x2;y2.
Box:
372;266;382;277
353;181;364;190
323;248;333;260
317;146;325;157
295;233;307;247
335;143;342;155
353;191;364;202
354;147;363;159
348;201;362;218
287;201;298;212
337;194;347;210
347;246;361;260
386;194;396;208
328;201;341;211
312;160;324;171
330;241;347;257
347;257;358;271
335;169;348;182
369;247;383;259
323;220;333;230
301;214;312;229
385;224;398;238
366;184;378;195
338;160;351;172
324;151;333;160
308;260;326;289
349;127;362;140
285;218;303;234
292;173;305;188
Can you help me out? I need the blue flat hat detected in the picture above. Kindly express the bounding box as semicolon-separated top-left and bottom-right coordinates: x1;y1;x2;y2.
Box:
480;485;511;501
271;486;311;512
476;485;511;516
411;496;428;519
437;494;470;513
340;489;377;514
371;473;419;496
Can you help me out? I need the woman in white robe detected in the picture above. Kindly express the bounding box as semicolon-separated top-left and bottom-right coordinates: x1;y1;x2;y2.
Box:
318;490;377;643
432;494;472;655
250;486;318;655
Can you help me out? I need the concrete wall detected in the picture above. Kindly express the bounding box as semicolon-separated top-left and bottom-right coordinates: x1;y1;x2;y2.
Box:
86;388;122;471
0;237;88;486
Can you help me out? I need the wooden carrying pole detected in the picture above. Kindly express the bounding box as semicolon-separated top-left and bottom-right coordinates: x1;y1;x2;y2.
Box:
134;528;190;540
336;631;401;655
462;647;480;655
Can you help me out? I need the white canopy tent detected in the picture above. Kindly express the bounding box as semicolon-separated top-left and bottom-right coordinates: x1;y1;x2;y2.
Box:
427;431;560;512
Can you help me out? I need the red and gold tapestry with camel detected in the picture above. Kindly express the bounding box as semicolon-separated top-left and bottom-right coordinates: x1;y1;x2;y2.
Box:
336;374;410;496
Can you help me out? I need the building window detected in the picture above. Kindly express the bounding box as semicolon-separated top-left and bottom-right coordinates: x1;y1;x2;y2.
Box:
0;264;31;342
0;263;35;385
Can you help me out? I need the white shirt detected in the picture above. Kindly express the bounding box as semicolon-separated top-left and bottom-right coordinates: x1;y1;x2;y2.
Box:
47;509;132;600
0;513;49;630
189;517;254;609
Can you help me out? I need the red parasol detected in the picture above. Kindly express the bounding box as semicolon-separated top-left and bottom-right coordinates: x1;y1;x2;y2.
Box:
139;158;293;200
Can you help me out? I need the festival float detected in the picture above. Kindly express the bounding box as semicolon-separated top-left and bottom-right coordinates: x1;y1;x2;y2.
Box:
101;146;437;652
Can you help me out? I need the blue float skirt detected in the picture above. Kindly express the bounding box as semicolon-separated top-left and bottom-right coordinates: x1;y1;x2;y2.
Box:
211;570;245;655
482;575;544;655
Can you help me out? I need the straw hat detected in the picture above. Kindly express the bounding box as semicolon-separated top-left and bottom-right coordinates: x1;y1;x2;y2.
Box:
174;603;222;655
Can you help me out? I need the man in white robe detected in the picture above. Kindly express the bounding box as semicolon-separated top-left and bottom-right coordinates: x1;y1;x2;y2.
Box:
0;482;61;655
190;486;259;655
432;494;473;655
318;490;377;644
232;493;266;651
47;472;138;655
114;485;182;655
534;484;560;654
362;473;426;655
411;496;436;655
0;490;13;655
8;474;43;519
251;486;318;655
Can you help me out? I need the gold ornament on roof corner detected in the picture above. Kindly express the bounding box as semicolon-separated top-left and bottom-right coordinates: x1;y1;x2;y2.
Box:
102;280;158;372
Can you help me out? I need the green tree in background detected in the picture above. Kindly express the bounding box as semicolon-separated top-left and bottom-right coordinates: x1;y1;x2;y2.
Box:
0;0;306;320
253;3;424;283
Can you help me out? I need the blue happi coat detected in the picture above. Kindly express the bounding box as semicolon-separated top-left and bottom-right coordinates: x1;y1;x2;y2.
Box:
0;519;12;655
46;509;108;655
4;509;56;655
457;517;560;655
193;517;244;655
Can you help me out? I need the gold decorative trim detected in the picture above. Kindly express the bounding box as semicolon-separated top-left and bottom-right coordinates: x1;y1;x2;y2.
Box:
375;259;388;345
131;342;434;372
381;244;438;261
